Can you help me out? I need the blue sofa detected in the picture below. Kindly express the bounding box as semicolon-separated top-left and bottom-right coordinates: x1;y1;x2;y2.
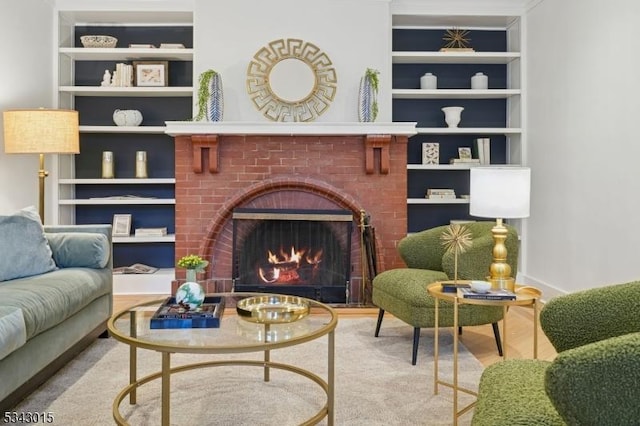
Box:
0;209;112;411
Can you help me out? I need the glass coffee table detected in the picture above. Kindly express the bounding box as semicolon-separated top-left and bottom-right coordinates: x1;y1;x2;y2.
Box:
107;292;338;426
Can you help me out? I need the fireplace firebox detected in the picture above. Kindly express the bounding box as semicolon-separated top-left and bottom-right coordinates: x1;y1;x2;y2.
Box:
232;208;353;303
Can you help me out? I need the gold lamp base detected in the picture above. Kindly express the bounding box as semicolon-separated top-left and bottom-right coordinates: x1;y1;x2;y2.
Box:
487;218;515;292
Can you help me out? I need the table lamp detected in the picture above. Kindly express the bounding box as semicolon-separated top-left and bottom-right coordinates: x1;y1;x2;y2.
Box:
3;109;80;223
469;166;530;291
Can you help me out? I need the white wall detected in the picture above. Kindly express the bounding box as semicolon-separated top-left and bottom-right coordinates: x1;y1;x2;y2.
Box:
194;0;392;122
524;0;640;297
0;0;54;216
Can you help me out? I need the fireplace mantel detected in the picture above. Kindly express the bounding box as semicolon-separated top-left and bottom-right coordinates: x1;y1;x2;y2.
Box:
164;121;417;137
165;121;416;174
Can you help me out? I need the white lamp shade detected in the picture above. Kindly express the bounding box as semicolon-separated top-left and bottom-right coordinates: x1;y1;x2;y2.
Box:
3;109;79;154
470;166;531;219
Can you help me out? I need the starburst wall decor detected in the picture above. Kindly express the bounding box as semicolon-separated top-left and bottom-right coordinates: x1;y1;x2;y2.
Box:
441;28;474;51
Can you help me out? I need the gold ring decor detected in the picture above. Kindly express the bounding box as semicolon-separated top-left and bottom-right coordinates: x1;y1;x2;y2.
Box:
246;38;337;122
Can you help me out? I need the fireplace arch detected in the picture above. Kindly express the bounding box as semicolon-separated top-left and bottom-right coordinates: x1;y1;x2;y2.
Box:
181;176;382;300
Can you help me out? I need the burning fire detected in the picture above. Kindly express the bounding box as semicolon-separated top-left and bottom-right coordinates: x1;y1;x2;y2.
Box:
258;246;323;284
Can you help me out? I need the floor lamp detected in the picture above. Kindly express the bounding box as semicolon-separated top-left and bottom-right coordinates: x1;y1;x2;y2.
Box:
469;166;531;291
3;109;80;223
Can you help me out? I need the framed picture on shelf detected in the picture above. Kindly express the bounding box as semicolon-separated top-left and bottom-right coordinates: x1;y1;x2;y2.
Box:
133;61;168;87
458;147;472;159
422;142;439;165
113;214;132;237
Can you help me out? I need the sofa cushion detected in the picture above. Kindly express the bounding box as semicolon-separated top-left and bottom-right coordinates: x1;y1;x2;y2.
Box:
46;232;110;269
0;206;57;282
0;306;27;361
0;267;111;339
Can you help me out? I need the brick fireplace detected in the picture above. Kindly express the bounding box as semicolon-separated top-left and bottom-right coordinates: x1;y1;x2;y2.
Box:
166;122;415;304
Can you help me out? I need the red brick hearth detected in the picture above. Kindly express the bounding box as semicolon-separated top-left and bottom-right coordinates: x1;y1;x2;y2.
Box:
168;123;414;304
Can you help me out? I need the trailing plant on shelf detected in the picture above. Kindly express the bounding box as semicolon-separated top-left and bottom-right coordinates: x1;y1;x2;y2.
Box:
194;69;223;122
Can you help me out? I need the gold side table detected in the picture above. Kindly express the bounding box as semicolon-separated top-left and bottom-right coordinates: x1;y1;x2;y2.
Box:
427;281;541;426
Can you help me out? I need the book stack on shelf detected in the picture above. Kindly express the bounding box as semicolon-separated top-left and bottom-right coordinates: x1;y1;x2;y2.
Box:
474;138;492;165
134;227;168;237
450;158;481;165
426;188;456;199
458;287;516;301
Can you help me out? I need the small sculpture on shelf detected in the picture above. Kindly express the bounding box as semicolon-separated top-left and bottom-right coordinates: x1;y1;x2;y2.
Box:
101;70;111;87
441;28;474;52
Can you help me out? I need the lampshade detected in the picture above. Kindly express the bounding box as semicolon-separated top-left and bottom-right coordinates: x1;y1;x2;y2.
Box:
3;109;79;154
470;166;531;219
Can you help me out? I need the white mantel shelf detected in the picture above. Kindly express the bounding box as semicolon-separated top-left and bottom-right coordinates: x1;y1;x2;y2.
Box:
164;121;418;137
166;121;417;175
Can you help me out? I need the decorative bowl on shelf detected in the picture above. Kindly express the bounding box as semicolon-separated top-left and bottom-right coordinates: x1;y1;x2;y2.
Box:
80;35;118;48
113;109;143;126
236;295;309;324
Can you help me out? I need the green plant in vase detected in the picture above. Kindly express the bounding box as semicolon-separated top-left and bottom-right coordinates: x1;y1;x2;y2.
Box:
194;69;223;122
177;254;209;283
440;224;473;283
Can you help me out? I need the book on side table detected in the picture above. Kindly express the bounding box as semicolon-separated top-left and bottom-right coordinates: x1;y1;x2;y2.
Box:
458;287;516;301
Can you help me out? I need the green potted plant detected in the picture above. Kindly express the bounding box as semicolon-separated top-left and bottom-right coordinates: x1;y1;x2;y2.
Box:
358;68;380;122
177;254;209;283
194;69;223;122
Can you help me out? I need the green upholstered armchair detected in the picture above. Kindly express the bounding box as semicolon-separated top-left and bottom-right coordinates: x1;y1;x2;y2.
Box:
372;221;519;365
472;281;640;425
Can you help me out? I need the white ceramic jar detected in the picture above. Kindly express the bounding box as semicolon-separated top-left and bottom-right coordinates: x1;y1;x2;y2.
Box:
420;73;437;90
471;72;488;90
113;109;143;126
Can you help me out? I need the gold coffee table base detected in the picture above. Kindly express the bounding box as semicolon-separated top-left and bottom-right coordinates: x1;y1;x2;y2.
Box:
112;358;331;426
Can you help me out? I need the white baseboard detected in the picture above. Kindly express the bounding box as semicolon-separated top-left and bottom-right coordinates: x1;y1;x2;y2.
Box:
517;273;567;302
113;268;174;295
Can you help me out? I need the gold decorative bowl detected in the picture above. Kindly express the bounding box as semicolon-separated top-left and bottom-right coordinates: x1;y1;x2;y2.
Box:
80;35;118;48
236;295;309;324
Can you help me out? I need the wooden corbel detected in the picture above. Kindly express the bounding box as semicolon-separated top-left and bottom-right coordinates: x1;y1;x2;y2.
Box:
191;134;219;173
364;134;392;174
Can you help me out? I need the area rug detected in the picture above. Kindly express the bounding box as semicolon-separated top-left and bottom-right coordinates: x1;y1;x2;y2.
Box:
13;317;482;425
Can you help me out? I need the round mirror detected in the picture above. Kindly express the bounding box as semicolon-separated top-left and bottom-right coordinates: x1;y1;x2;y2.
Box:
247;38;337;122
268;58;316;103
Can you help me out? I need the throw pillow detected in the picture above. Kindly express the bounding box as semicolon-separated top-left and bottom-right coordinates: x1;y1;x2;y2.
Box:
46;232;110;269
0;206;57;281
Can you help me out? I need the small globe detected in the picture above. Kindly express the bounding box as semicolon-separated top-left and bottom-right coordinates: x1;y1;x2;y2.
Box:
176;282;205;310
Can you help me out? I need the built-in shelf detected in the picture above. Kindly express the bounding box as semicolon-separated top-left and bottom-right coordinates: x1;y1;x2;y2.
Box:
408;198;470;205
393;89;521;99
59;198;176;205
79;125;167;134
113;235;175;243
415;127;522;135
59;47;193;61
59;86;192;97
408;164;478;170
392;51;521;64
59;178;175;184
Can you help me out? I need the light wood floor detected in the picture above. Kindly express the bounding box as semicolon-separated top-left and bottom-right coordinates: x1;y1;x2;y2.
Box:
113;295;557;367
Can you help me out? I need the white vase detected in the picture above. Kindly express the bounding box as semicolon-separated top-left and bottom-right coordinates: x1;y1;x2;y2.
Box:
420;73;437;90
471;72;488;90
441;106;464;128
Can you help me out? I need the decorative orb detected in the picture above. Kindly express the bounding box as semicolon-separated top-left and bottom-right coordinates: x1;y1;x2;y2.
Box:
175;282;205;310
